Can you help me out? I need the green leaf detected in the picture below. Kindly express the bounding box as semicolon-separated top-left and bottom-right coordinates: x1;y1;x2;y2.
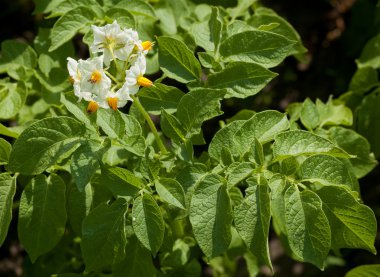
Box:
161;109;186;143
299;155;353;187
105;8;136;29
284;185;330;269
328;127;377;178
273;130;351;160
209;110;289;162
356;91;380;158
113;236;156;276
357;34;380;69
18;174;67;262
189;174;232;259
345;264;380;277
219;30;295;68
316;99;353;127
155;178;186;209
97;109;125;139
248;7;307;55
99;166;143;198
300;98;320;130
0;123;19;138
132;194;165;254
206;62;277;98
70;140;108;191
191;21;214;52
121;114;146;157
349;67;379;94
0;173;16;246
234;179;272;269
316;186;377;253
157;36;202;83
49;7;96;52
0;138;11;165
0;40;37;72
138;83;185;115
9;117;85;175
61;93;98;133
81;198;128;272
0;81;27;119
198;52;222;70
226;162;255;187
114;0;156;18
176;88;225;137
209;7;223;52
68;184;94;235
47;0;102;17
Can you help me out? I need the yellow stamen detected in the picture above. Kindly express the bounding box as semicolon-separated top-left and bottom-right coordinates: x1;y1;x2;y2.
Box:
137;76;153;87
107;97;118;111
141;41;153;51
87;101;99;113
88;70;102;84
68;76;75;84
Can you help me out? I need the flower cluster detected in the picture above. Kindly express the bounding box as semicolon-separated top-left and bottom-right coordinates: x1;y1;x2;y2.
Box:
67;21;153;113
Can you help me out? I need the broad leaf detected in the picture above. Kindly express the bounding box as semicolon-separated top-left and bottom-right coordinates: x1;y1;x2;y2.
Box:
284;185;330;269
81;198;128;271
273;130;351;160
219;30;295;68
207;62;277;98
0;81;27;119
18;174;67;262
345;264;380;277
68;184;94;235
161;109;186;143
49;7;96;51
299;155;353;188
113;236;156;276
357;33;380;69
114;0;156;18
0;40;37;72
316;186;377;253
155;178;186;209
99;166;143;198
0;173;16;246
157;36;202;83
300;98;319;130
105;8;135;29
9;117;85;175
234;179;272;269
0;138;11;165
97;109;125;139
132;194;165;254
189;174;232;259
328;126;377;178
176;88;225;137
139;84;184;115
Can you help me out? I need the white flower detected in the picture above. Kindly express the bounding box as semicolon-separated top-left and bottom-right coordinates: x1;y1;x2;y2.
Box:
105;88;133;110
76;55;111;101
124;54;152;94
90;20;139;66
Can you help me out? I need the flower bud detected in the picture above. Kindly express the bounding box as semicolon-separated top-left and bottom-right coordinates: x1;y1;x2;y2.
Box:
87;101;99;113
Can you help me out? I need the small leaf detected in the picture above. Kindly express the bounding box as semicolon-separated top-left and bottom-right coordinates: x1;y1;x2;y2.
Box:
0;173;16;246
219;30;295;68
273;130;351;160
97;109;125;139
114;0;156;18
345;264;380;277
139;83;185;115
157;36;202;83
0;138;11;165
328;126;377;178
81;198;128;271
176;88;225;137
285;185;330;269
9;117;85;175
207;62;277;99
234;179;272;269
99;166;144;198
299;155;353;188
189;174;232;259
105;8;135;29
155;178;186;209
316;186;377;254
300;98;320;130
113;236;156;276
161;109;186;143
18;174;67;262
0;81;27;119
357;33;380;69
225;162;254;187
132;194;165;254
49;7;96;52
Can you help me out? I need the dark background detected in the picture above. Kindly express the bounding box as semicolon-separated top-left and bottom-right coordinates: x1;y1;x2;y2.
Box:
0;0;379;276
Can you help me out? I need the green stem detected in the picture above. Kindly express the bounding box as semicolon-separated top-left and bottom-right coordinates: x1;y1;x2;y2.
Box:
109;47;122;74
105;71;119;84
131;95;168;154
